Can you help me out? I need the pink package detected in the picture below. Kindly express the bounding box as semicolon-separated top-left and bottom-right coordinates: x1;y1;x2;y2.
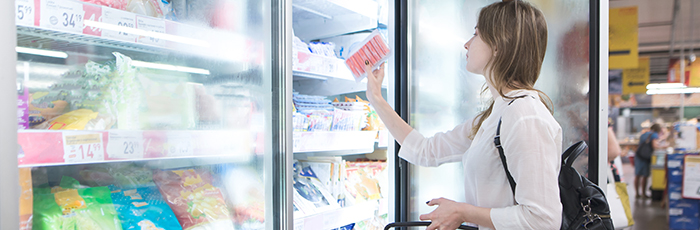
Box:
345;30;391;82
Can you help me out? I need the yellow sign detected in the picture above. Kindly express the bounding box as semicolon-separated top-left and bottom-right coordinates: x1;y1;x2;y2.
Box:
609;7;639;69
622;57;649;94
689;60;700;87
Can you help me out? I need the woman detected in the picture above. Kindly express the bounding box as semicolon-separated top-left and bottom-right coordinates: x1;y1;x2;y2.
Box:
365;1;561;229
634;123;665;198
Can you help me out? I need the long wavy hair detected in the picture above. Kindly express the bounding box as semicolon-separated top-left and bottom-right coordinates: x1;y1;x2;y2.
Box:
470;0;554;138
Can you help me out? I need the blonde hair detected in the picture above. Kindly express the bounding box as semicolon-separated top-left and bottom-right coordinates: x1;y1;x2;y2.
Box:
470;0;554;138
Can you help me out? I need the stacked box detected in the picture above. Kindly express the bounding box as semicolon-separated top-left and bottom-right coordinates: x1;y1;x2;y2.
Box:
668;154;685;183
670;216;699;230
668;153;700;230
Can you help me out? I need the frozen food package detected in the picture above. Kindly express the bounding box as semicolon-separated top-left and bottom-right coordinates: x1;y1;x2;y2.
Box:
219;167;265;229
153;169;234;230
110;186;182;230
47;109;99;130
292;161;340;215
344;30;391;82
20;168;33;230
33;186;122;230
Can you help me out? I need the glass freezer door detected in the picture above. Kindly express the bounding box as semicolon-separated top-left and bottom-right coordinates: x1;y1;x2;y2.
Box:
9;0;283;229
403;0;594;224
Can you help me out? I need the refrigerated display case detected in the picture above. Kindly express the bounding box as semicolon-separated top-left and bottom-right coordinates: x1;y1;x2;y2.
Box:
289;0;393;229
4;0;288;229
392;0;610;226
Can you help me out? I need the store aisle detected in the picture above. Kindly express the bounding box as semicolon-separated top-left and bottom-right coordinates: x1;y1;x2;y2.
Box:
620;162;668;230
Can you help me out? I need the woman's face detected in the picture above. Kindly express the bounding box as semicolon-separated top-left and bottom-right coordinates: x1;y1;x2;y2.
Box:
464;28;494;75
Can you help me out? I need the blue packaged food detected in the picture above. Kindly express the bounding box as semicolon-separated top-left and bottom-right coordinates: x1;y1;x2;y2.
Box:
110;186;182;230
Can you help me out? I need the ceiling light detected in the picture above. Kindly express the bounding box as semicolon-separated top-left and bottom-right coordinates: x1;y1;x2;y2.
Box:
646;88;700;95
646;83;686;90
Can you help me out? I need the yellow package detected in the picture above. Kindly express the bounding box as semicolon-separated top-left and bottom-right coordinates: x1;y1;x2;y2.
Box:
19;168;32;230
48;109;99;130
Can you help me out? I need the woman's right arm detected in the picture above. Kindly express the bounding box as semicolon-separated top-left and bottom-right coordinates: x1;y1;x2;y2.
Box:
365;63;413;144
365;64;472;166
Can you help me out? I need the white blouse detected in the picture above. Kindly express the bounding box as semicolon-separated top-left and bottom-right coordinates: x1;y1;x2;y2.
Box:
399;89;563;230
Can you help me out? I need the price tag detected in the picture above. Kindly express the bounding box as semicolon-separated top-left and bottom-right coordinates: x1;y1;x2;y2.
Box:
293;132;302;152
15;0;36;27
82;4;101;36
166;132;194;157
101;6;136;42
41;0;85;34
62;132;104;163
136;16;166;46
106;131;144;159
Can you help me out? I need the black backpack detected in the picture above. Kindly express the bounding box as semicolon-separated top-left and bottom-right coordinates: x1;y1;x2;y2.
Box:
635;132;654;161
494;100;613;230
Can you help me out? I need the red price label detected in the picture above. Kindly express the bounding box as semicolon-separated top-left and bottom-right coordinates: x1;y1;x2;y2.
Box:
82;4;101;36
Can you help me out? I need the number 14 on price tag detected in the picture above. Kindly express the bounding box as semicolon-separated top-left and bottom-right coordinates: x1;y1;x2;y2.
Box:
63;132;104;163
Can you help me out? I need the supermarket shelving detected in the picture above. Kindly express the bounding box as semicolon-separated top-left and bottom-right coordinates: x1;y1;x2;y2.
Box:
17;129;255;168
293;131;377;155
294;199;387;230
16;0;262;67
292;0;378;40
292;51;386;96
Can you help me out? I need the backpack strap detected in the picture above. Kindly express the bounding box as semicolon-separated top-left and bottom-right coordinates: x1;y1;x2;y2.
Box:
493;95;528;199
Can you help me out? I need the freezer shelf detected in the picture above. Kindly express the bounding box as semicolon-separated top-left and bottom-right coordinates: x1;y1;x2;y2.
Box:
293;131;377;154
16;0;261;63
17;129;255;167
294;199;387;230
292;51;386;96
292;0;378;40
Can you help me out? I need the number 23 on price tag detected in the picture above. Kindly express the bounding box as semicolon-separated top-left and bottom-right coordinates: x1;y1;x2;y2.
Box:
62;132;104;163
106;131;144;159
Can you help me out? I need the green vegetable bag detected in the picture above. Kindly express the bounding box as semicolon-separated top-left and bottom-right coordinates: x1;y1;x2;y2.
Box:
33;185;122;230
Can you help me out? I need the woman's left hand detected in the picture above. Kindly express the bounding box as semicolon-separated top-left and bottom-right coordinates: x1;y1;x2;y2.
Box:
420;197;470;230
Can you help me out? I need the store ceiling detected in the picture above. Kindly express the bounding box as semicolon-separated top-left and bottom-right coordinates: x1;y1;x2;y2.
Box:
610;0;700;83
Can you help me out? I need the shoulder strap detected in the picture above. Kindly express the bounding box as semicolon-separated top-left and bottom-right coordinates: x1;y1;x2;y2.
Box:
493;96;528;198
494;118;517;196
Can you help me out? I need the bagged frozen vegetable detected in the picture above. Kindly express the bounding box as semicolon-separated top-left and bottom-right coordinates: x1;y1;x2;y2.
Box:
153;169;234;230
33;186;121;230
110;186;182;230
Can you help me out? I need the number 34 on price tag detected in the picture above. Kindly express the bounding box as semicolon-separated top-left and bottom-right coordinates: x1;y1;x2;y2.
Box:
106;131;145;159
63;132;104;163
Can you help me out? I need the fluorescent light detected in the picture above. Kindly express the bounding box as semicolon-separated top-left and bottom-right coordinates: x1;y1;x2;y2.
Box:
646;88;700;95
83;20;210;48
15;47;68;58
131;60;210;75
646;83;686;89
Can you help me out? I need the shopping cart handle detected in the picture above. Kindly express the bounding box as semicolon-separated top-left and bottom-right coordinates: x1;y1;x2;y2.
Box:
384;221;477;230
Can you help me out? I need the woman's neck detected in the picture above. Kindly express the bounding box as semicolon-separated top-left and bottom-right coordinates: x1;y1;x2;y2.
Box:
484;77;515;100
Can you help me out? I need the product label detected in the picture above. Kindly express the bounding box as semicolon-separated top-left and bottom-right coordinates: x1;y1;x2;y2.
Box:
54;189;87;215
41;0;85;34
63;132;104;163
166;132;194;157
136;16;166;46
82;4;102;36
17;90;29;130
101;6;137;42
15;0;36;27
106;131;144;159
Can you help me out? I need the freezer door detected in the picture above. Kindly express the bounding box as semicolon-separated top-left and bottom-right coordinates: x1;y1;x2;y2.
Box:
11;0;285;229
404;0;593;224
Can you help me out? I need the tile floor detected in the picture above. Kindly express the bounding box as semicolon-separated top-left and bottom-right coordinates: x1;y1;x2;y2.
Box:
620;162;669;230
